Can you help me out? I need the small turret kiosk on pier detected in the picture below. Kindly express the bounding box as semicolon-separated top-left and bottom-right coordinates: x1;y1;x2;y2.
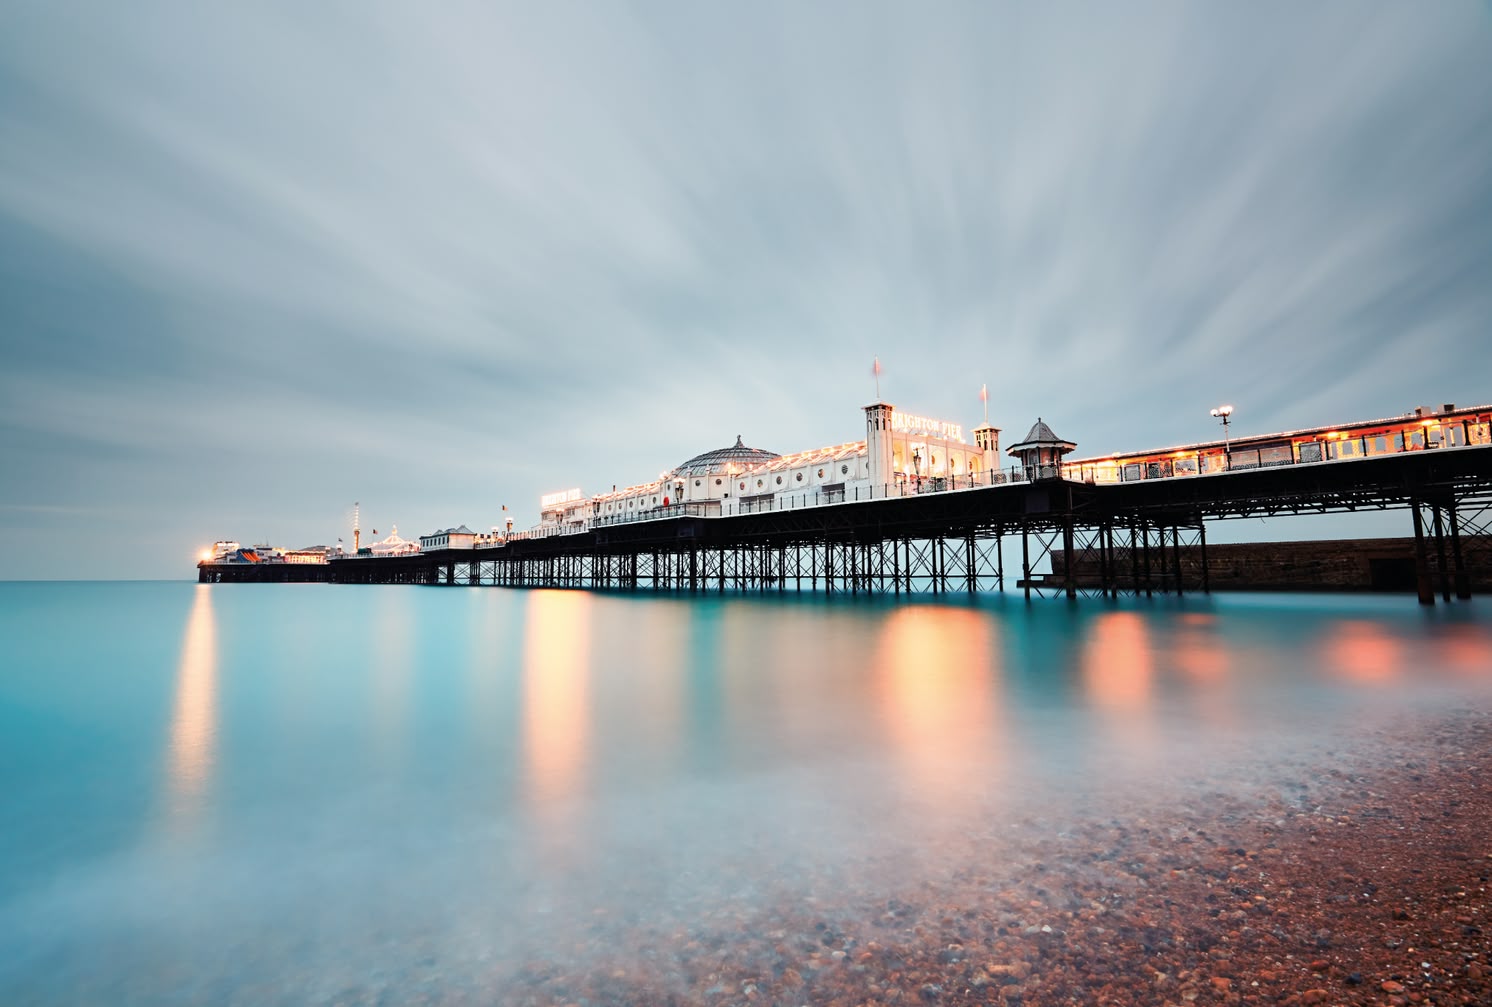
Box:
1006;419;1076;481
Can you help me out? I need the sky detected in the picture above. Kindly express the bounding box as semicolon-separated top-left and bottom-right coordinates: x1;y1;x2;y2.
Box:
2;2;1491;580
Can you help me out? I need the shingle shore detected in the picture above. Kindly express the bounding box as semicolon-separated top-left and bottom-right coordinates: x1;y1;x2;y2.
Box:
491;711;1490;1007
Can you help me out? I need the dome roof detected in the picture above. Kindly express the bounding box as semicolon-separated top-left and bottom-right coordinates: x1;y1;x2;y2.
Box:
672;435;780;477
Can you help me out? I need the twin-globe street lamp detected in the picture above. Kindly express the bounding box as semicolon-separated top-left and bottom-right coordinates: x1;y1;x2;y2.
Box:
1211;404;1234;467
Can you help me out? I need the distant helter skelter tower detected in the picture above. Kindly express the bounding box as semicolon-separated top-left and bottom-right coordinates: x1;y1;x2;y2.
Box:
353;501;360;553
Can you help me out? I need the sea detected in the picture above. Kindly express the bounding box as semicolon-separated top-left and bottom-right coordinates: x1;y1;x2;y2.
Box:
1;581;1490;1005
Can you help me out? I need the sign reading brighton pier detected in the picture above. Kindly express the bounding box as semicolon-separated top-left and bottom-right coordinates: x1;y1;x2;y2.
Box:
891;412;964;443
540;487;584;508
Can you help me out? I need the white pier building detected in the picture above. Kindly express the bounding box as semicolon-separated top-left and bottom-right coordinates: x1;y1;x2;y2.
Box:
535;400;1002;534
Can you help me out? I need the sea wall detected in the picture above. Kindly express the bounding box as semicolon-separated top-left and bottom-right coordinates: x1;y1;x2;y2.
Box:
1050;537;1491;593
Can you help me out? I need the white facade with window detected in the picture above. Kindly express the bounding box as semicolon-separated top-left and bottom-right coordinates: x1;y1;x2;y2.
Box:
537;400;1002;531
418;525;476;551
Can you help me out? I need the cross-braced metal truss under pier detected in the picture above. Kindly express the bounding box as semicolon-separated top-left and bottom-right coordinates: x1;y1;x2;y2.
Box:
1017;517;1212;601
1407;487;1492;604
374;534;1009;597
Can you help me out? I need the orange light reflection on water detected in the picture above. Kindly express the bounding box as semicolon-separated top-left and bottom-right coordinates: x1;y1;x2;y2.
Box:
1079;611;1170;766
520;591;592;813
1173;612;1229;684
1082;612;1154;712
167;585;217;832
1322;620;1402;684
1434;623;1492;677
874;606;1000;807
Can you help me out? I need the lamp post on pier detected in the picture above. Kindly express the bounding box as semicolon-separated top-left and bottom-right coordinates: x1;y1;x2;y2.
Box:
1211;404;1234;469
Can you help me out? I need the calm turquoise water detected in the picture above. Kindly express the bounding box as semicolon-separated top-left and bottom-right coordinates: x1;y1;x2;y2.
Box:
2;582;1490;1004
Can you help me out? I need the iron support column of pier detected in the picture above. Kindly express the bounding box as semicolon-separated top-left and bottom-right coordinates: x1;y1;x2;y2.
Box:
1104;524;1117;599
1061;520;1076;599
1110;524;1122;598
1448;498;1471;600
1096;523;1110;598
1198;519;1211;594
1129;520;1140;597
1021;524;1031;601
1410;501;1435;606
1108;524;1119;598
1172;525;1184;596
1141;523;1153;598
1432;504;1452;603
1154;525;1166;593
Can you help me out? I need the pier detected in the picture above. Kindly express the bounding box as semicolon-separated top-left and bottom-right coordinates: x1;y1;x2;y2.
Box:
202;436;1492;604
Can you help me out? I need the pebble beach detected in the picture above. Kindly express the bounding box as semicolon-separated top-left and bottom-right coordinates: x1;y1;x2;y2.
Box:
478;710;1491;1007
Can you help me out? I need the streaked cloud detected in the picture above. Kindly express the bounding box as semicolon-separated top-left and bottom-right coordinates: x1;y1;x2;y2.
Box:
2;2;1490;577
